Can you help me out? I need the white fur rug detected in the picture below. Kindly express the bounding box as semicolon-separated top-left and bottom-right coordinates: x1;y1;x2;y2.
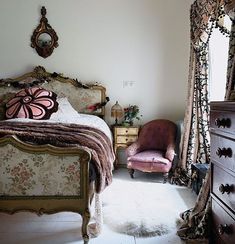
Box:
101;175;195;238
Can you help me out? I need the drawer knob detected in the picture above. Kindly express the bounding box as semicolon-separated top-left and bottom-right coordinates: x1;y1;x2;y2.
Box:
219;184;233;194
216;147;232;158
215;118;231;128
218;224;231;235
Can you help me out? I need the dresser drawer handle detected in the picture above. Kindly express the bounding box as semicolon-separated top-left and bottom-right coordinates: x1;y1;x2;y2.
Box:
215;118;231;128
218;224;231;235
216;147;232;158
219;184;233;194
125;130;128;133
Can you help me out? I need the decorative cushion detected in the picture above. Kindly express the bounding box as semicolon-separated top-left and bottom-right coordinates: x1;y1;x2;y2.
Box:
50;97;80;122
127;150;170;165
127;161;172;173
5;87;58;120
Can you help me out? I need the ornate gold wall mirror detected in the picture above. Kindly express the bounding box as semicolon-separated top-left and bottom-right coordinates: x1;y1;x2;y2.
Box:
31;6;59;58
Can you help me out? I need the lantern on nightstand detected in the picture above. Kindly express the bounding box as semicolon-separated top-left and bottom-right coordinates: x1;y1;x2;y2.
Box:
111;101;123;125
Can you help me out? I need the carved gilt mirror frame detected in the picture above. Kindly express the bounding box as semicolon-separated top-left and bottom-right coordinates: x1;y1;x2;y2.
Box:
31;6;59;58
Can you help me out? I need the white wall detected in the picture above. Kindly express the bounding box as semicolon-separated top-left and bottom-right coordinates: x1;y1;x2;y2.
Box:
0;0;191;125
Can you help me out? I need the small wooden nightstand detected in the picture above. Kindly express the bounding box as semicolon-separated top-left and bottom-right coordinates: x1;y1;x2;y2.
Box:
113;125;139;167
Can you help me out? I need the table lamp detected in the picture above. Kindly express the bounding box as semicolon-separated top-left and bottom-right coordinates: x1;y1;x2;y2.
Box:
111;101;123;125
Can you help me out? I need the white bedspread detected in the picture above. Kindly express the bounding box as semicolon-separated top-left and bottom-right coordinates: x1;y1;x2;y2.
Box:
6;97;112;141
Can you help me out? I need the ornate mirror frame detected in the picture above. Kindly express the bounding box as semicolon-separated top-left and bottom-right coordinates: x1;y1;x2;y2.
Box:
31;6;59;58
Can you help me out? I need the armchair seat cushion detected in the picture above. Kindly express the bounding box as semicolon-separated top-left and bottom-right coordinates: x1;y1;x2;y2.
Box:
127;150;172;173
127;150;169;165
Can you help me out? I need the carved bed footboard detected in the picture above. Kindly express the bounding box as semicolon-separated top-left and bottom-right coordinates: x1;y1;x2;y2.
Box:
0;135;92;244
0;66;114;243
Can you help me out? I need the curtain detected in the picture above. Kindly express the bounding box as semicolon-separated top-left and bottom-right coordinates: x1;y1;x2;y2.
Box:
179;45;210;180
175;0;234;241
225;20;235;99
224;0;235;15
225;0;235;99
172;0;223;186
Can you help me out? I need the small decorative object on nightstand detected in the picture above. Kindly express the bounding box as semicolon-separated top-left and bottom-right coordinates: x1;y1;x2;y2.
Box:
111;101;123;125
113;125;139;167
122;104;142;126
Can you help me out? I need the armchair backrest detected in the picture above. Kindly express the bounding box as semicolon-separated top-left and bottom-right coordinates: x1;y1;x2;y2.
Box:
137;119;177;151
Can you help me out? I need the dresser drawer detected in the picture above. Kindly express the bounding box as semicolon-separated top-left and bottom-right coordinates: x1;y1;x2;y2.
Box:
115;127;139;135
211;197;235;244
212;163;235;212
210;110;235;135
211;134;235;172
116;135;138;144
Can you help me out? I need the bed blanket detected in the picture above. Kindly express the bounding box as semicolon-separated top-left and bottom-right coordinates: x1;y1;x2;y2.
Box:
0;121;115;193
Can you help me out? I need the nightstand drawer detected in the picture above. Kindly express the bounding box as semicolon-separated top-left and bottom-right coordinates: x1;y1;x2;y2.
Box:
113;125;140;167
116;135;138;144
115;127;139;135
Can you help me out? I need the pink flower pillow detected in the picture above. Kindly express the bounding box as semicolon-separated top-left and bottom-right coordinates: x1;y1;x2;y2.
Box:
5;87;58;120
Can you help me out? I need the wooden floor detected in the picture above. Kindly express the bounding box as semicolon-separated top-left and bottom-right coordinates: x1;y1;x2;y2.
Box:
0;169;196;244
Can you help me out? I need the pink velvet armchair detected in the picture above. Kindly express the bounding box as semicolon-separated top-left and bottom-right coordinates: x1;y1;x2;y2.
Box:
126;119;177;183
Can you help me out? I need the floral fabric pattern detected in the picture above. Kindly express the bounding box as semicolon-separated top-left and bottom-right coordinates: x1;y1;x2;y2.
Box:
41;80;104;115
190;0;223;49
0;144;81;196
224;0;235;17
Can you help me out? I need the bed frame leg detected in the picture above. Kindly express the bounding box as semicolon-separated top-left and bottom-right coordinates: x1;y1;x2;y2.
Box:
89;182;95;205
82;208;91;243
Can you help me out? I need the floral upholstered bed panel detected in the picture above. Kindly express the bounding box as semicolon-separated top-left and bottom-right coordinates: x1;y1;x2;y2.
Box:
0;143;82;197
0;66;107;119
41;79;104;115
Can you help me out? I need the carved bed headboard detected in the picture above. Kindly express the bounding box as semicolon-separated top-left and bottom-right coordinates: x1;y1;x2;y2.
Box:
0;66;108;119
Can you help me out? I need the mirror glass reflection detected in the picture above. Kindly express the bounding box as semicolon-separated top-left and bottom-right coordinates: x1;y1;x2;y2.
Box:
37;33;52;47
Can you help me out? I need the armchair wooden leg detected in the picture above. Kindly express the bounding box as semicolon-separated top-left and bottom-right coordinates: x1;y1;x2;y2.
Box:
163;172;168;183
128;168;135;178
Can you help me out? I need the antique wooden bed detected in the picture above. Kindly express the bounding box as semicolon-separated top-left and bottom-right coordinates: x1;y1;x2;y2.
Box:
0;66;114;243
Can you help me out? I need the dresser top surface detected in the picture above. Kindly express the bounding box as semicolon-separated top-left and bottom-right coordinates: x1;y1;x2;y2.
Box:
210;101;235;111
